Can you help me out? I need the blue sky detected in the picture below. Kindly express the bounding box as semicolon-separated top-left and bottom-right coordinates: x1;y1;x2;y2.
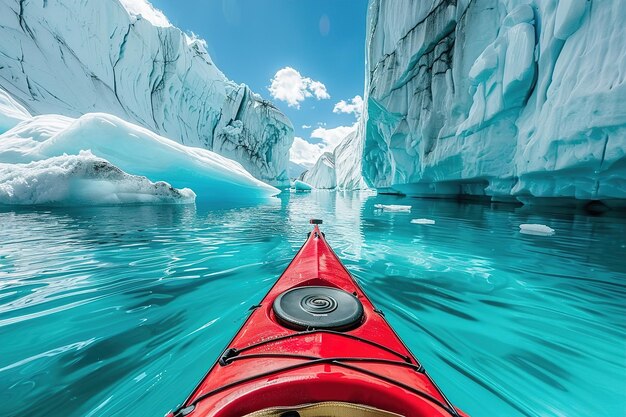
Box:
148;0;368;166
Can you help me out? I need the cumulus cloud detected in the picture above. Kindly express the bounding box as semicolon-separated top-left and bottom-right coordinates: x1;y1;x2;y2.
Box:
302;125;312;129
289;136;325;166
289;123;357;166
333;95;363;117
118;0;171;27
310;124;357;150
268;67;330;108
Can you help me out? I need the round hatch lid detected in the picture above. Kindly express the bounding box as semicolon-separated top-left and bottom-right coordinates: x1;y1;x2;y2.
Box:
273;286;364;331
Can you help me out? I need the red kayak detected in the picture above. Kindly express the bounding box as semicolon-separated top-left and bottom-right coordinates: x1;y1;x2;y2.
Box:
168;220;468;417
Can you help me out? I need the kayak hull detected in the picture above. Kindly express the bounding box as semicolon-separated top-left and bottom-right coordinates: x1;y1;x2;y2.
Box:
169;224;468;417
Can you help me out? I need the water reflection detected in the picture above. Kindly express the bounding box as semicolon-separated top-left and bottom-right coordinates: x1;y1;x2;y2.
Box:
0;193;624;417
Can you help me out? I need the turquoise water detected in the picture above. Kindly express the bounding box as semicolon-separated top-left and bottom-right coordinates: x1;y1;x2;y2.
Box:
1;192;625;417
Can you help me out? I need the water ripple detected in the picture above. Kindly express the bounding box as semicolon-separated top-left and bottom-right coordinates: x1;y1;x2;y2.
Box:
0;195;625;417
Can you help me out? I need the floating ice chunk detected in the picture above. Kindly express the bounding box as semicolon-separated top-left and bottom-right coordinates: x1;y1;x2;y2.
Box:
293;179;313;191
519;224;555;236
0;151;195;206
0;113;279;202
0;87;31;134
374;204;412;212
411;218;435;225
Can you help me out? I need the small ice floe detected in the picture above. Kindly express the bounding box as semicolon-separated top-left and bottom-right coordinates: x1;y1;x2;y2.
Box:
374;204;412;212
411;218;435;225
293;179;313;191
519;223;555;236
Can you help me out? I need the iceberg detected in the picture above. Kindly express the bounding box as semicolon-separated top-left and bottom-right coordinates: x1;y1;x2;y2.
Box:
519;224;555;236
293;180;313;192
411;218;435;225
0;0;293;185
374;204;411;212
330;0;626;207
0;151;195;206
0;112;279;203
301;152;336;189
300;127;369;191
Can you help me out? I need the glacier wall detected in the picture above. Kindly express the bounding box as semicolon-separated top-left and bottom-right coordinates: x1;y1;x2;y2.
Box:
302;127;368;190
361;0;626;207
0;0;293;185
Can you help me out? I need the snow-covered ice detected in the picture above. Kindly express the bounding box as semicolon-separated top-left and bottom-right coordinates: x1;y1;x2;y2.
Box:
293;180;313;191
0;151;195;206
0;112;280;204
0;87;31;134
0;0;293;185
411;218;435;225
519;224;555;236
374;204;412;212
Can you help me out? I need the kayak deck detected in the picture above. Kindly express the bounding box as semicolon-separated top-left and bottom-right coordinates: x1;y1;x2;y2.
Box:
169;223;467;417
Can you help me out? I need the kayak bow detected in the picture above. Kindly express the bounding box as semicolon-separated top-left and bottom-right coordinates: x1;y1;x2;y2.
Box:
169;220;468;417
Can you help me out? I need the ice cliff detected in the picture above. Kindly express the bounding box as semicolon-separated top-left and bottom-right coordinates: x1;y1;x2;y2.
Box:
0;0;293;186
309;0;625;207
302;128;368;190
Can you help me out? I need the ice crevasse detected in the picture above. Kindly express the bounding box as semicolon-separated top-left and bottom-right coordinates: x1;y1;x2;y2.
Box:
308;0;626;207
0;0;293;186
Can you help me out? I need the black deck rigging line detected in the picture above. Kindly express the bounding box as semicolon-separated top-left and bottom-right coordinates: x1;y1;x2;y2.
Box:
231;329;414;363
174;358;460;417
223;352;425;372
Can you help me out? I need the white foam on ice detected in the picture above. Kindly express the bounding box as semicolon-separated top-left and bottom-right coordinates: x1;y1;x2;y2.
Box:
519;224;555;236
411;218;435;225
0;112;279;202
0;151;195;206
374;204;412;212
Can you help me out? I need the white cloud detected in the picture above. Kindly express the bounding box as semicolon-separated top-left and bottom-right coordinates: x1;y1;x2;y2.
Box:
118;0;171;27
290;136;325;166
310;124;357;150
333;95;363;117
302;125;312;129
308;80;330;100
268;67;330;108
289;123;357;166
